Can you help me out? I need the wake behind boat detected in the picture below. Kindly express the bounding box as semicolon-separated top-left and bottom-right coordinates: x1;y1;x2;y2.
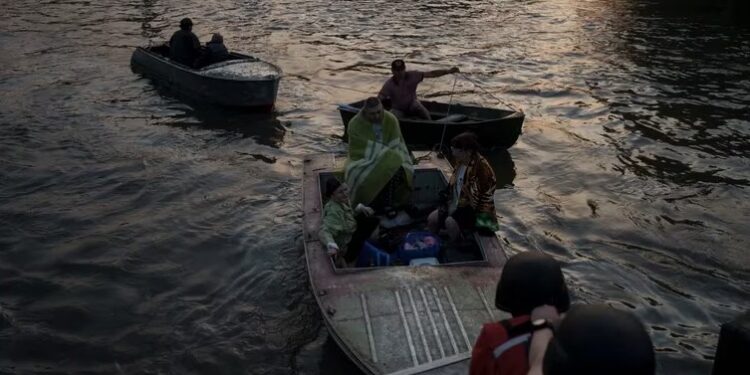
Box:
338;100;524;150
302;153;509;374
131;45;282;111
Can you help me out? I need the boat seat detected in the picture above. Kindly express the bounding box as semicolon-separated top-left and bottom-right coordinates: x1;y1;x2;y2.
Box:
435;114;468;123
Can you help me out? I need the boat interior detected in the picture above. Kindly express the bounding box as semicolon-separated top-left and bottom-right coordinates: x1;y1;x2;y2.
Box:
318;169;489;271
146;45;244;67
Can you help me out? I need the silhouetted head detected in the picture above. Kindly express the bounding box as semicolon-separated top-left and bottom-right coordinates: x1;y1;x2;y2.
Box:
361;96;384;124
180;18;193;31
325;178;342;199
450;132;480;163
210;33;223;44
391;59;406;81
543;304;656;375
495;251;570;316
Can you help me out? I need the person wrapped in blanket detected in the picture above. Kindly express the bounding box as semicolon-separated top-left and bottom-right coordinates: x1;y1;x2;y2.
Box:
428;132;499;241
318;179;379;268
344;97;414;213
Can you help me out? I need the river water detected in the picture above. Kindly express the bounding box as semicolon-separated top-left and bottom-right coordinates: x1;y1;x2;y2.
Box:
1;0;748;374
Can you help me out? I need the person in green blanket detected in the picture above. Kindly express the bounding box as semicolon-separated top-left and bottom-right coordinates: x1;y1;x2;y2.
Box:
345;97;414;211
318;178;379;267
428;132;499;241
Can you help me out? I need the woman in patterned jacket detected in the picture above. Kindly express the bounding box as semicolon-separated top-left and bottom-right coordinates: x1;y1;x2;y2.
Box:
428;132;499;241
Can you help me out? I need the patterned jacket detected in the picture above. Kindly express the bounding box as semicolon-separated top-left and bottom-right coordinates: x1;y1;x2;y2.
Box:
449;153;497;216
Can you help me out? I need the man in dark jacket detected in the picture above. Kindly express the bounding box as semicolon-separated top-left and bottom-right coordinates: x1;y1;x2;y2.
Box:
169;18;201;67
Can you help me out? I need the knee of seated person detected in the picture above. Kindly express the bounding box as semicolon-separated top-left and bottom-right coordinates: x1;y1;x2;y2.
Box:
445;216;458;226
445;217;460;232
427;210;441;232
413;102;431;120
427;209;439;223
369;226;379;240
445;219;461;241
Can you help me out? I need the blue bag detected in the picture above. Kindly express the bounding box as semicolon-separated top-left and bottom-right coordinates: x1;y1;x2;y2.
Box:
397;232;441;264
356;240;393;267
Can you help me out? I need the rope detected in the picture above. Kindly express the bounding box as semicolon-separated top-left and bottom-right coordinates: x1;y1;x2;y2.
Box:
446;74;458;116
459;73;517;111
436;74;458;157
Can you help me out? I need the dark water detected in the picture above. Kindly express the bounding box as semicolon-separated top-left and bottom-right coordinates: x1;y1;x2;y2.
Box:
1;0;748;374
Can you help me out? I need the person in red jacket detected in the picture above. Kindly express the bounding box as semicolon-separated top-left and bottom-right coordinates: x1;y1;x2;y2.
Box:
470;252;570;375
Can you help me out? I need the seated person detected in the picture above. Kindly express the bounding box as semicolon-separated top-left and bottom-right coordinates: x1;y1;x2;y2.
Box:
169;18;201;67
470;251;570;375
428;132;498;242
527;304;655;375
318;179;379;267
345;97;414;212
195;33;230;68
378;59;459;120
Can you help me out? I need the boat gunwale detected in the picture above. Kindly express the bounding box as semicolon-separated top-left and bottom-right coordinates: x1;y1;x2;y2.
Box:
133;46;283;83
337;101;524;127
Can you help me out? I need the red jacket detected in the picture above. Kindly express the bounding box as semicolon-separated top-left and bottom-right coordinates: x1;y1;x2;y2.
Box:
470;315;532;375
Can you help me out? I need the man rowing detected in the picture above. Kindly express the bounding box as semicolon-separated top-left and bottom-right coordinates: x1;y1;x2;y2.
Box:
378;59;459;120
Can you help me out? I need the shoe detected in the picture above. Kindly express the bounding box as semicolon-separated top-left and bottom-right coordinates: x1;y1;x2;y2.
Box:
380;210;413;228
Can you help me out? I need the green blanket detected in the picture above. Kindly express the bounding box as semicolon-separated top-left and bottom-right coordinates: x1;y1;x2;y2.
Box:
345;110;414;207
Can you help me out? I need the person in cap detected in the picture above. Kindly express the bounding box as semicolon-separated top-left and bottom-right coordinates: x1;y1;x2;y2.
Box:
469;251;570;375
378;59;459;120
344;97;414;211
525;303;655;375
318;178;379;267
428;132;498;241
196;33;230;68
169;18;201;67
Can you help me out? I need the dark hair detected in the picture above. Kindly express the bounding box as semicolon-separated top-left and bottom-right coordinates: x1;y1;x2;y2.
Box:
450;132;480;152
364;96;381;109
325;178;342;199
180;18;193;30
495;251;570;316
391;59;406;71
543;304;655;375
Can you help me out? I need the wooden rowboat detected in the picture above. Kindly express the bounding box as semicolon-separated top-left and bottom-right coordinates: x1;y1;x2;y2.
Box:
302;153;510;374
130;45;282;111
338;100;524;150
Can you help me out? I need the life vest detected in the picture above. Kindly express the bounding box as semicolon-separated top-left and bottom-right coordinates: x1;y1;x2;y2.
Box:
470;315;533;375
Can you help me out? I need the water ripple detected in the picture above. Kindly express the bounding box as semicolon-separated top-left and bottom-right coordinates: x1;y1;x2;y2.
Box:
2;0;749;374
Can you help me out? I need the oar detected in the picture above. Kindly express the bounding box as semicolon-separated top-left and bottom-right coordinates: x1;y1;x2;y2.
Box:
337;103;360;112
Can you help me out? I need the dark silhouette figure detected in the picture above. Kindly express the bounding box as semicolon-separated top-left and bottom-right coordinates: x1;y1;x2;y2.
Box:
169;18;201;67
